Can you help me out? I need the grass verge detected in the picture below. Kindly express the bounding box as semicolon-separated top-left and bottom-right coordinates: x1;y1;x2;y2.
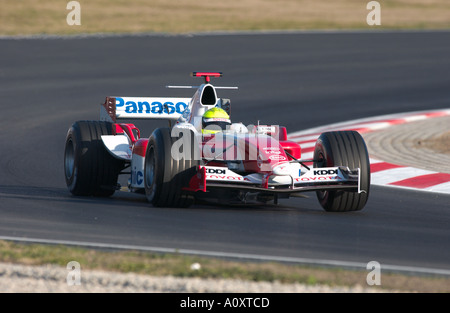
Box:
1;0;449;36
1;240;449;292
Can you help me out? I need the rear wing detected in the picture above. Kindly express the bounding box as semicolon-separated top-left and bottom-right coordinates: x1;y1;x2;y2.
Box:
100;96;192;122
100;95;231;123
100;73;233;123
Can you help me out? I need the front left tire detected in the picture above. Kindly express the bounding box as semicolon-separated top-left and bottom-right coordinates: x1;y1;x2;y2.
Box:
144;127;200;207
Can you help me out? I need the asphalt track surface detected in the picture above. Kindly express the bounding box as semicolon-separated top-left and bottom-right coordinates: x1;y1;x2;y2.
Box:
1;31;450;274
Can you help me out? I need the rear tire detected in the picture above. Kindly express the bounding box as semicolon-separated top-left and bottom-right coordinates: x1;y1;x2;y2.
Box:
64;121;124;196
313;131;370;212
144;128;200;207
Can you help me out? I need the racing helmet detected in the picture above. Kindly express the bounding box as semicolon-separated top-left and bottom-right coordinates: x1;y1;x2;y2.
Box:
202;107;231;135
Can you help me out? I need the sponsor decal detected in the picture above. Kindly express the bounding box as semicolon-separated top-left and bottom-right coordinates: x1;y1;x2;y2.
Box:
131;167;143;186
295;168;342;182
206;168;227;175
313;169;338;176
206;174;250;182
269;155;287;161
295;176;341;182
256;126;276;133
204;167;249;181
263;147;282;154
204;118;230;123
116;97;188;114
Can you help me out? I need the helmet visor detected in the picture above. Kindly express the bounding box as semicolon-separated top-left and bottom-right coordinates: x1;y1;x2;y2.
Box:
202;118;231;131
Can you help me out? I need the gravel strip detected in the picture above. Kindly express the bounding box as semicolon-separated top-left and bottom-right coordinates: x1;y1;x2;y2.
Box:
0;262;388;293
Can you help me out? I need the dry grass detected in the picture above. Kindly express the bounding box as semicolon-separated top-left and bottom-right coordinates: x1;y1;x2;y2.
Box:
1;0;449;35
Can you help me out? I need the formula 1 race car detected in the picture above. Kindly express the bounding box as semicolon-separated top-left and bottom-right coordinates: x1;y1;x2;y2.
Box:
64;72;370;212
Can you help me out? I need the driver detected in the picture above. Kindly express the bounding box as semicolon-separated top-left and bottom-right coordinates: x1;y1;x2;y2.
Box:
201;107;231;135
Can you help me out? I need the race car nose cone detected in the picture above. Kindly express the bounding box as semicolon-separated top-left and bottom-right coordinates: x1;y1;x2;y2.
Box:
272;163;292;176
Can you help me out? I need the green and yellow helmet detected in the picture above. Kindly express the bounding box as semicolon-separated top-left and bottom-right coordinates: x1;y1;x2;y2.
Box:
202;107;231;134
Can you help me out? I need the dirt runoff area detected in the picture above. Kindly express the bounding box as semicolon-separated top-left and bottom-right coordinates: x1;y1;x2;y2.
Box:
419;129;450;155
363;116;450;173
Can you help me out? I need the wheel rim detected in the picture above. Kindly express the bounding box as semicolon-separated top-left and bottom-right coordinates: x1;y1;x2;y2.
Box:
145;146;155;188
65;138;75;179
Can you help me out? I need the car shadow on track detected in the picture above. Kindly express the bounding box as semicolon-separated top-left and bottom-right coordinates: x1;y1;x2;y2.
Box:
0;185;148;208
0;185;346;215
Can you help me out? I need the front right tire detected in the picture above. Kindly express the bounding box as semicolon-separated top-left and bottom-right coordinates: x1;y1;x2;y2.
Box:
313;131;370;212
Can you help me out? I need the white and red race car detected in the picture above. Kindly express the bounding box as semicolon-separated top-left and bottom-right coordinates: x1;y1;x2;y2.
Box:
64;72;370;212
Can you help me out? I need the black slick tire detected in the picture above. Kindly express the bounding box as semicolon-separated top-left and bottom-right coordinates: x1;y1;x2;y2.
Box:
313;131;370;212
144;128;200;208
64;121;123;197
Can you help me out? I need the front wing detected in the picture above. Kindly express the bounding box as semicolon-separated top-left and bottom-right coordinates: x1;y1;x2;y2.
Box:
185;166;365;195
